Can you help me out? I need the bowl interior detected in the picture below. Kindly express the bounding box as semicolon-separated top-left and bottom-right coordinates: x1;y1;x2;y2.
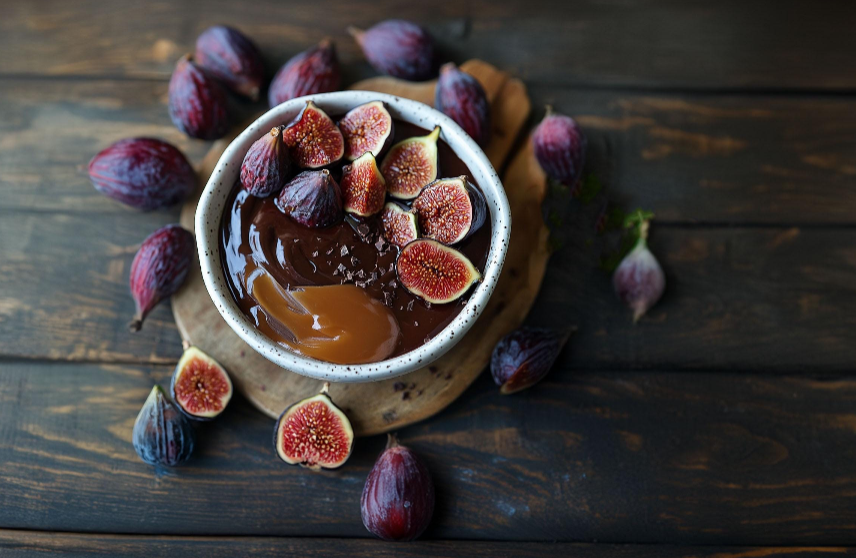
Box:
195;91;511;383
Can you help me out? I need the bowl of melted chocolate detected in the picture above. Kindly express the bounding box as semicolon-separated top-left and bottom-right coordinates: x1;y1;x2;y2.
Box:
196;91;511;383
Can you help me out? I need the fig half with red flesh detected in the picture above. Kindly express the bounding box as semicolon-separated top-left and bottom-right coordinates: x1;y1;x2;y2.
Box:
412;176;486;245
341;152;386;217
274;384;354;470
282;101;345;169
396;239;481;304
170;345;233;420
338;101;394;161
380;126;440;200
381;202;419;247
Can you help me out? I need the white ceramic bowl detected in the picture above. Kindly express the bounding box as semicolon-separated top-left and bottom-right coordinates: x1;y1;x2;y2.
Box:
195;91;511;383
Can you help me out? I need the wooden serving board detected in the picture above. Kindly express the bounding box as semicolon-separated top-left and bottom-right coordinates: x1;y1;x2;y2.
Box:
172;60;550;436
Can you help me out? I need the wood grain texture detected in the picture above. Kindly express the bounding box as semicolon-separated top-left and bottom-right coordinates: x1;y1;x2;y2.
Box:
2;0;856;90
4;362;856;543
173;60;544;435
0;531;851;558
3;79;856;223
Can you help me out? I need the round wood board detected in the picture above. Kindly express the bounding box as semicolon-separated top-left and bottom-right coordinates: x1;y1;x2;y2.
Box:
172;60;550;436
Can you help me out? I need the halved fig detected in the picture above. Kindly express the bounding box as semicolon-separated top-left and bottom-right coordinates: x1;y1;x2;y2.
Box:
412;176;486;245
380;126;440;200
170;345;233;421
338;101;394;161
396;239;480;304
274;383;354;470
381;202;418;247
281;101;345;169
275;169;343;228
341;152;386;217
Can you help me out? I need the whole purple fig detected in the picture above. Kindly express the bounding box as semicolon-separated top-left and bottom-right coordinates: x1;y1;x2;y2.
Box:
348;20;435;81
240;127;291;197
532;106;587;189
268;40;340;108
435;62;490;146
88;138;195;210
613;216;665;322
168;55;229;140
361;434;434;541
195;25;265;101
129;225;194;332
491;327;571;394
133;385;195;467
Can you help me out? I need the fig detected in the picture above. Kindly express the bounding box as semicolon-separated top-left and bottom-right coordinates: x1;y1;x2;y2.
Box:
435;63;491;147
532;106;587;189
133;385;195;467
380;126;440;200
338;101;395;161
168;54;229;140
613;214;665;322
88;138;195;210
381;202;419;247
341;152;386;217
348;20;435;81
361;433;435;541
396;239;480;304
274;383;354;470
412;176;486;245
268;40;341;107
281;101;345;169
275;169;343;228
240;127;292;197
195;25;265;101
171;345;233;421
491;327;572;394
129;225;194;332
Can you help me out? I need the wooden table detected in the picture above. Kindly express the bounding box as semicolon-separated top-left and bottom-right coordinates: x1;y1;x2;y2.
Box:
2;1;856;555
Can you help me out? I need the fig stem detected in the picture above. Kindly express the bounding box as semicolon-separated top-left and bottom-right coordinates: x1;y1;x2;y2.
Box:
544;104;554;118
320;381;330;395
386;432;399;449
181;339;191;351
129;316;143;333
346;26;365;43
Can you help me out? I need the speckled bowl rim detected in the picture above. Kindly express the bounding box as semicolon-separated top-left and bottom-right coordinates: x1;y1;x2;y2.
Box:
195;91;511;383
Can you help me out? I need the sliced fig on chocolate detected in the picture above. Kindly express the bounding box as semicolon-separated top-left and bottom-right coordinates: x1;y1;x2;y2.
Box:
396;239;480;304
338;101;394;161
274;383;354;470
381;202;419;247
275;169;343;228
282;101;345;169
170;345;233;420
240;127;292;197
341;152;386;217
412;176;486;245
380;126;440;200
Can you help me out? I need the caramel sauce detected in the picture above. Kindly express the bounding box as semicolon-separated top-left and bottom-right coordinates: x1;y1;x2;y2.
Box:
220;120;492;363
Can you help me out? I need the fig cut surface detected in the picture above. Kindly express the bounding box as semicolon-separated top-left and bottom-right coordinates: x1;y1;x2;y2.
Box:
339;101;394;161
396;239;481;304
171;346;233;420
282;101;345;169
380;126;440;200
274;391;354;470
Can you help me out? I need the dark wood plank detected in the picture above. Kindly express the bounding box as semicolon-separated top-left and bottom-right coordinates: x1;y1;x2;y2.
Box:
3;362;856;543
3;78;856;223
5;207;856;369
2;0;856;90
0;531;850;558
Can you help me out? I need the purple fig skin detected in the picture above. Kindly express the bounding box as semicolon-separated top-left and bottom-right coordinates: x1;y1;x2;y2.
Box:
435;63;491;147
168;55;230;140
491;327;572;394
613;221;665;322
240;127;292;197
348;20;435;81
532;106;587;189
361;434;435;541
133;385;195;467
275;169;343;228
88;138;195;210
129;225;194;332
195;25;265;101
268;40;341;108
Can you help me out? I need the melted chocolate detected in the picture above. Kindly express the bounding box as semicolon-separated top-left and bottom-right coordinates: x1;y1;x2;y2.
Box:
220;120;492;360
